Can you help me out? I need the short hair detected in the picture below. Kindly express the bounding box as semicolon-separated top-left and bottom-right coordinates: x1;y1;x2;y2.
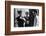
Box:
17;10;22;14
29;9;37;14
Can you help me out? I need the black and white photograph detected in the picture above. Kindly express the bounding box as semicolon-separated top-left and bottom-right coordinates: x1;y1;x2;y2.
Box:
5;1;45;35
11;5;43;31
14;8;39;27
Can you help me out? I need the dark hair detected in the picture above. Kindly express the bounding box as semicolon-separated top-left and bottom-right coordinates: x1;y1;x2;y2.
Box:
17;10;22;14
29;9;37;14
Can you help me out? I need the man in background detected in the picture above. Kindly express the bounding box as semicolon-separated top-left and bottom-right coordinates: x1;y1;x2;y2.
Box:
24;12;30;27
34;10;39;26
29;9;36;26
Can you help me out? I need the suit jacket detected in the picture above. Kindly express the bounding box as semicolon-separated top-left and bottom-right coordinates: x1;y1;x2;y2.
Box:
16;16;24;27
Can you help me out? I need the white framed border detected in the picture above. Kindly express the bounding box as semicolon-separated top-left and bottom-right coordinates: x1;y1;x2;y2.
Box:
11;5;42;32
